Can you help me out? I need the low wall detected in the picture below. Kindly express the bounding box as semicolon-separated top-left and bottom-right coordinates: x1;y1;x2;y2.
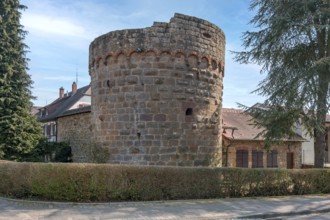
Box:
57;112;92;162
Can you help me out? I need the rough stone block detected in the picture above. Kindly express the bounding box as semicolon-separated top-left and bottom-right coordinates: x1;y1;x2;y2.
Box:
140;114;153;121
133;85;144;92
136;93;150;101
131;69;142;75
154;114;167;122
178;146;189;153
144;69;158;76
160;147;177;154
120;129;130;135
177;79;189;86
151;93;160;100
129;147;140;154
158;85;170;92
125;93;135;101
141;140;152;146
126;75;138;84
173;87;184;93
194;159;209;166
160;154;172;161
178;160;193;166
155;78;164;84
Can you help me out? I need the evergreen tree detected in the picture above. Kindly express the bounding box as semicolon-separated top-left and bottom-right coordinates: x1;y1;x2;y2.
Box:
235;0;329;168
0;0;42;160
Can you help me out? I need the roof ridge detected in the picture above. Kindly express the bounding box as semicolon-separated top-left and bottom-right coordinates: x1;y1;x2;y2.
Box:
38;84;91;122
222;108;243;113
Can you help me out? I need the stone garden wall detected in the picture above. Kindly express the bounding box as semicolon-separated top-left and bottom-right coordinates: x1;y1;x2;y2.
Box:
57;112;92;162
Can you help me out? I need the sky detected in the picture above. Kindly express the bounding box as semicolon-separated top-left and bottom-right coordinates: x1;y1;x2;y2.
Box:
20;0;264;108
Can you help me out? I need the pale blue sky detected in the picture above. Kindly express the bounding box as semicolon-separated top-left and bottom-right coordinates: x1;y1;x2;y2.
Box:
20;0;264;107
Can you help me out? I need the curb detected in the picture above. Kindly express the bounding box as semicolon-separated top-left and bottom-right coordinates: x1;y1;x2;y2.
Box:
0;196;168;208
239;208;330;219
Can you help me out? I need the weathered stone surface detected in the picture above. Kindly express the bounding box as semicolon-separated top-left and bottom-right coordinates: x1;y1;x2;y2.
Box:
140;114;153;121
88;13;225;166
126;75;138;84
57;112;91;162
154;114;167;122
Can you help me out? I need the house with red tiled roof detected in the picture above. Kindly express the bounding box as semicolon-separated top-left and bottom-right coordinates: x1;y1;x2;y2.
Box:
38;82;91;142
222;108;305;169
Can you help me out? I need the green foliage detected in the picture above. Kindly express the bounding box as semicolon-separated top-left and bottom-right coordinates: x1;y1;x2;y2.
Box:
234;0;330;166
1;163;330;202
0;0;43;160
88;142;110;163
22;139;72;162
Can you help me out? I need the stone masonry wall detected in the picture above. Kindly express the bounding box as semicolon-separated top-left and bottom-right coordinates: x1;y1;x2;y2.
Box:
57;112;92;162
89;13;225;166
223;139;302;169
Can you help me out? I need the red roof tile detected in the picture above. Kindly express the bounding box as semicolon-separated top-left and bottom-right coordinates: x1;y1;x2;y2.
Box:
222;108;305;142
222;108;264;141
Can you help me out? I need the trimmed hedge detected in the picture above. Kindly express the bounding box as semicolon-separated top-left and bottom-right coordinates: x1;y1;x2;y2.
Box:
0;162;330;202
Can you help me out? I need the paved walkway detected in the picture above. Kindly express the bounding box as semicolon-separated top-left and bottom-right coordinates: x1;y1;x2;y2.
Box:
0;194;330;220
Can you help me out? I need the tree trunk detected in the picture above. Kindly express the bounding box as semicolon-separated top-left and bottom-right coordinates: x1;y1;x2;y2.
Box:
314;71;328;168
313;17;329;167
314;130;326;168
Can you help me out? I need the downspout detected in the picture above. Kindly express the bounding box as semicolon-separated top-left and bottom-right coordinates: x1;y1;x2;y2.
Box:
224;140;231;167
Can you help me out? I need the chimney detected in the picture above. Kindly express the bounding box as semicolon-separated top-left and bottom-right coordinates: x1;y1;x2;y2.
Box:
59;87;64;98
72;82;77;93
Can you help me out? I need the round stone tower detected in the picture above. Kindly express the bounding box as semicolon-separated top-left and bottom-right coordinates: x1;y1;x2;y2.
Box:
89;13;225;166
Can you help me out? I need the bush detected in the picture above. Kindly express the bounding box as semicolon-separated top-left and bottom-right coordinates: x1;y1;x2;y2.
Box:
21;139;72;163
0;162;330;202
87;142;110;163
0;163;32;198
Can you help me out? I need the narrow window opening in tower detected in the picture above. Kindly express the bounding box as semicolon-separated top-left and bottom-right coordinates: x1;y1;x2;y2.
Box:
203;32;212;38
107;80;110;87
185;108;193;116
137;132;141;140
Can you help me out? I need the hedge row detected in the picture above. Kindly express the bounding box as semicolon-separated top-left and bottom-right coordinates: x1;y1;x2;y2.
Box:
0;162;330;202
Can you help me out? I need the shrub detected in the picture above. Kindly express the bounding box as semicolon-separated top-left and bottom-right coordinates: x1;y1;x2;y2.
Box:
0;162;330;202
21;139;72;163
87;142;110;163
0;163;32;198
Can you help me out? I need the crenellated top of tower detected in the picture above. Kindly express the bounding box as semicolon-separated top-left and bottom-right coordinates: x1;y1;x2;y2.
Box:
89;13;225;74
